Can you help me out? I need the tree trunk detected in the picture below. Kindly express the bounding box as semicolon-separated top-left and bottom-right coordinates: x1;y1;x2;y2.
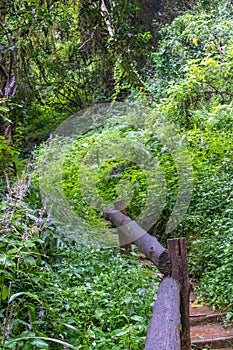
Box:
103;207;171;275
137;0;193;49
145;276;181;350
0;1;14;145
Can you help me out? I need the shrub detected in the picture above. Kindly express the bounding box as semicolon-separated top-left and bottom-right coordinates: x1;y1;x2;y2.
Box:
0;169;161;349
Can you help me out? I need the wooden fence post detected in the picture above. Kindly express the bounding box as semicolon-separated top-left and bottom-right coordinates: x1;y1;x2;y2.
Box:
144;276;181;350
167;238;192;350
104;206;191;348
114;200;131;255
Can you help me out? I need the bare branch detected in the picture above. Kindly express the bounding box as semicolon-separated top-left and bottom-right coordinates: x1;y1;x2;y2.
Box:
100;0;114;37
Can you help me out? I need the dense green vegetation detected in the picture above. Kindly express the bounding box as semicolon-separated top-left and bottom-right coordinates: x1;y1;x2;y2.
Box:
1;0;233;348
0;179;159;348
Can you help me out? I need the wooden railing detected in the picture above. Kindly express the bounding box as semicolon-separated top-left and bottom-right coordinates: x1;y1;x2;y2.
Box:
104;204;192;350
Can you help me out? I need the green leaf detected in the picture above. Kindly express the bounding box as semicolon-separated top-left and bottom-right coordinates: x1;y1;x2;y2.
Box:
24;256;37;265
111;327;130;337
131;315;144;322
1;284;9;300
22;343;32;350
0;254;15;267
5;337;77;349
9;292;41;304
31;339;49;348
0;106;10;113
62;323;77;330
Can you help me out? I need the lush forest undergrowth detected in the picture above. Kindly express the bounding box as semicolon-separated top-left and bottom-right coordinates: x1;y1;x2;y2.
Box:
1;0;233;348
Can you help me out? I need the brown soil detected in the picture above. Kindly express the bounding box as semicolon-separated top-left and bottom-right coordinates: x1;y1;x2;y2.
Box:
138;260;233;349
190;285;233;349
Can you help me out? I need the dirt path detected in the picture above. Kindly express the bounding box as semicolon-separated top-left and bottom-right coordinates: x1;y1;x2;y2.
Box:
190;284;233;349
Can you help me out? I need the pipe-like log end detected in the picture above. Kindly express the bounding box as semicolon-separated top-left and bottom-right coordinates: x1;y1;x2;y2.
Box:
157;250;171;276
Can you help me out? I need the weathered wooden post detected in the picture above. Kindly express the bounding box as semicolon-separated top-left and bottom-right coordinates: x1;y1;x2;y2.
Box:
144;276;181;350
167;238;192;350
114;200;131;255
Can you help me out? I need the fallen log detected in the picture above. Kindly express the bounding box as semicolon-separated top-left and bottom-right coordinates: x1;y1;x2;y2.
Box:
103;207;171;275
145;277;181;350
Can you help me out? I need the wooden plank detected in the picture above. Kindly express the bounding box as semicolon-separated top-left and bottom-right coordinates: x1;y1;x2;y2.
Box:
145;276;181;350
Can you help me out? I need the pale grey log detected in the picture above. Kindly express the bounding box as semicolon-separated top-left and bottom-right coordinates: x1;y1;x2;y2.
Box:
145;277;181;350
103;207;171;275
